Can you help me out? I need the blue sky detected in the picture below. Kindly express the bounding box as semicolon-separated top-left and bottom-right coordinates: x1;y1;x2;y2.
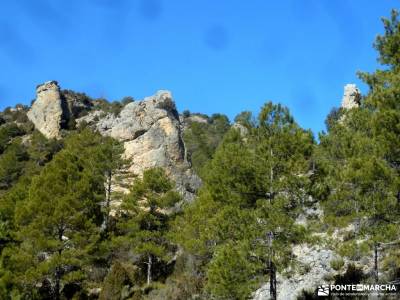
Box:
0;0;398;134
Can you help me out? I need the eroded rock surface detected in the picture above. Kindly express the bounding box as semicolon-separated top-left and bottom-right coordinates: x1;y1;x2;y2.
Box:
28;82;200;202
27;81;64;139
253;245;335;300
78;90;201;202
341;84;361;110
27;81;93;139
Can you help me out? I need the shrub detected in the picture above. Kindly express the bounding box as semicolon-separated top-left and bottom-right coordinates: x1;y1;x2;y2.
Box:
0;124;25;154
121;96;134;106
100;262;140;300
334;264;365;285
330;257;345;271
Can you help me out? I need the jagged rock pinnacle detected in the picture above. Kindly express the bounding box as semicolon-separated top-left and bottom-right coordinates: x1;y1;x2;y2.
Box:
341;84;361;109
27;81;63;139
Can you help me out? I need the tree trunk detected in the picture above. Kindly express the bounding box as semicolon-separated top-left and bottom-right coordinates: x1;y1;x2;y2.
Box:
105;170;112;232
374;243;379;284
268;148;276;300
147;255;152;285
270;148;274;201
55;227;64;300
269;259;277;300
267;231;276;300
54;269;61;300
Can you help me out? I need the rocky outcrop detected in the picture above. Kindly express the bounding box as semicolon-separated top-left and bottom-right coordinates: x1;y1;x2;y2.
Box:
341;84;361;110
182;115;209;125
27;81;201;201
27;81;200;202
232;122;248;136
253;245;336;300
27;82;93;139
97;91;178;141
253;202;337;300
78;90;201;202
252;202;375;300
27;81;64;139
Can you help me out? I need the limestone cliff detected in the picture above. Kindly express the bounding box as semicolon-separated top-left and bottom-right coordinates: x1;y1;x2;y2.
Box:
27;81;64;139
78;90;201;201
28;81;200;202
27;81;93;139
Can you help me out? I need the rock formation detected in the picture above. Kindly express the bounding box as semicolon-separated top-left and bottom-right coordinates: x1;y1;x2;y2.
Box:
232;122;248;136
341;84;361;109
182;115;209;124
27;81;64;139
27;81;93;139
253;245;335;300
27;81;201;202
79;90;201;201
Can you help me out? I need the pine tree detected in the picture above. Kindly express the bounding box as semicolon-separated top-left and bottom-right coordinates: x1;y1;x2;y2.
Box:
0;140;29;191
317;9;400;283
250;103;312;299
0;123;25;155
206;241;262;300
113;167;181;286
0;129;121;299
0;131;62;256
183;113;230;175
92;135;132;235
358;9;400;194
174;102;313;299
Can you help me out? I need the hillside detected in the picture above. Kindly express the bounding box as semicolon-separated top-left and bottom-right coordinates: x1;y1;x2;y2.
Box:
0;10;400;300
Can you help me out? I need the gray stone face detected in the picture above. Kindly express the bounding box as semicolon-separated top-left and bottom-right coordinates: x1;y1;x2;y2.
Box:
232;122;249;136
184;115;209;124
341;84;361;109
27;81;63;139
28;82;201;202
78;89;201;202
253;245;335;300
98;91;178;142
27;82;93;139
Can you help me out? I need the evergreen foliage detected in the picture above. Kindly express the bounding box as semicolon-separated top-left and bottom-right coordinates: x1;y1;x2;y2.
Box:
0;9;399;299
182;113;230;175
316;8;400;284
174;102;313;299
112;168;181;293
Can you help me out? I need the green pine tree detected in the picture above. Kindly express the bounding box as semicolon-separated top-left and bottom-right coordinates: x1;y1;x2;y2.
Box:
0;129;122;299
174;102;312;299
316;9;400;283
113;167;181;287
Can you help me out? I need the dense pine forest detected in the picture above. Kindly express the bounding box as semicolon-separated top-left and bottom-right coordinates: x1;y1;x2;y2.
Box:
0;10;400;300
